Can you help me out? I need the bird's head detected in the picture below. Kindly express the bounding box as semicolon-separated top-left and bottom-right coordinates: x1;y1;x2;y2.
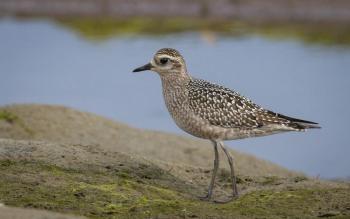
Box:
133;48;187;76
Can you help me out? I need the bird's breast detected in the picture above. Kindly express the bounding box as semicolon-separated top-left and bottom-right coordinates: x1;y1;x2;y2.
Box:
161;84;215;139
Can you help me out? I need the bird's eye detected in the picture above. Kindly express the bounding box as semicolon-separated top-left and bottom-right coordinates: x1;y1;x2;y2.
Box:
160;58;169;65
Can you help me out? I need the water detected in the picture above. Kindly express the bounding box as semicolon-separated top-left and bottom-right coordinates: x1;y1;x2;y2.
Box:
1;18;350;179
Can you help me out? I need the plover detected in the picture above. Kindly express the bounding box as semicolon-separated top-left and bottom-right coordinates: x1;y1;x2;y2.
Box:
133;48;320;203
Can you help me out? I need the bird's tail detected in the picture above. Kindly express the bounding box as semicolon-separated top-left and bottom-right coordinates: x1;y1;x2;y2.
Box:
277;113;321;130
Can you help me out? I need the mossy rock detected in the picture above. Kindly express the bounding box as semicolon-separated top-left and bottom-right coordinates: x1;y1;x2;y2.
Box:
0;105;349;218
1;159;350;218
0;110;18;123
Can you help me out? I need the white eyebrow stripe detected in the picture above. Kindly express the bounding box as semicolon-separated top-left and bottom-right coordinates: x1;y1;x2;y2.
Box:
158;55;174;60
157;55;183;64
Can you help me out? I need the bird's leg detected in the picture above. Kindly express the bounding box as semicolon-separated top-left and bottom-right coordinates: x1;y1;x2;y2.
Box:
200;140;219;201
215;141;238;203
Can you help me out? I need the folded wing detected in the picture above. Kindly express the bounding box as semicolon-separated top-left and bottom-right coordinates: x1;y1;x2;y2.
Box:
186;79;320;130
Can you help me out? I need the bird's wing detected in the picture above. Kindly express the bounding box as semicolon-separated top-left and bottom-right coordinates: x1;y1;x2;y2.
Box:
186;79;298;129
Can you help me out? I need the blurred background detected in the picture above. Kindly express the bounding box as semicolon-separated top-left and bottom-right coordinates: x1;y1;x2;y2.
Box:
1;0;349;179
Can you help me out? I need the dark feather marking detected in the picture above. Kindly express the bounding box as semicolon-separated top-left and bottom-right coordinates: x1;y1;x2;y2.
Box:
187;78;320;130
270;111;318;125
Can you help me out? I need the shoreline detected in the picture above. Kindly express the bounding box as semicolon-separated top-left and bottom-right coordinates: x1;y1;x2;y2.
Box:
1;0;350;24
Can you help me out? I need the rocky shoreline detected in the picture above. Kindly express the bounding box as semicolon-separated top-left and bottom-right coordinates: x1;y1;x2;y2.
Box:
0;104;349;218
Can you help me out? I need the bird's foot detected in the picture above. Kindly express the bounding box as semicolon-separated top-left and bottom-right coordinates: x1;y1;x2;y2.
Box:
213;194;239;204
198;193;211;201
199;192;239;203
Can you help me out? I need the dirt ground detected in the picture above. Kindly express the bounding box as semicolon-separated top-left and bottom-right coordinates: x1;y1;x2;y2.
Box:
0;104;349;219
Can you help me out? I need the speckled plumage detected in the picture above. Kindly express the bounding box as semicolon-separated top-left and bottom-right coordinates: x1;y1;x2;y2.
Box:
186;78;318;132
155;51;319;141
133;48;320;202
161;74;319;141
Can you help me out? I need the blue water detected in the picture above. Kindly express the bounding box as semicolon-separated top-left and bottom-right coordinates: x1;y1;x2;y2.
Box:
1;18;350;178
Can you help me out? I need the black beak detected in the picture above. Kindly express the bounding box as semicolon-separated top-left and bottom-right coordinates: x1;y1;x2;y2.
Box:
133;63;153;72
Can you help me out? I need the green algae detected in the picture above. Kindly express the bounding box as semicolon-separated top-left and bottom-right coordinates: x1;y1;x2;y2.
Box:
55;18;237;40
0;111;19;123
0;159;349;219
260;176;281;185
0;160;193;218
0;110;34;136
54;17;350;46
250;22;350;46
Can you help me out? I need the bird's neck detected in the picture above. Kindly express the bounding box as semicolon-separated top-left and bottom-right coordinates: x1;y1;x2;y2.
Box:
160;72;192;124
160;72;191;91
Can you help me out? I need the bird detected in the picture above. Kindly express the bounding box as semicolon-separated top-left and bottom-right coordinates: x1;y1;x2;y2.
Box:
133;48;320;203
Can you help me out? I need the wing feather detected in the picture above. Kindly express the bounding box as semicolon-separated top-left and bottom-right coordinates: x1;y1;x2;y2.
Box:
186;79;299;129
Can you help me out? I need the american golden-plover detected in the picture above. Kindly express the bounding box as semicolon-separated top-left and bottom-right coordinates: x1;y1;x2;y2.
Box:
133;48;320;203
